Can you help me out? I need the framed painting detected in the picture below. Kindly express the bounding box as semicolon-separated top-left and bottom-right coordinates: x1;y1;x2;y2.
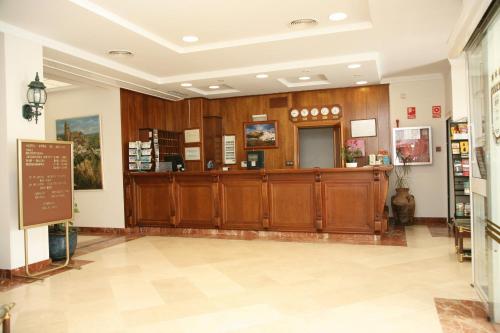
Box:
392;126;432;165
243;121;278;149
56;115;103;190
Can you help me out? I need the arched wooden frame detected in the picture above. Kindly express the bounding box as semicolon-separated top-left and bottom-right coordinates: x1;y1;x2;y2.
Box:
293;120;344;169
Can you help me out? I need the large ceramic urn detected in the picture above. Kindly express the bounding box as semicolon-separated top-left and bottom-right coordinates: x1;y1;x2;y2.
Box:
391;188;415;225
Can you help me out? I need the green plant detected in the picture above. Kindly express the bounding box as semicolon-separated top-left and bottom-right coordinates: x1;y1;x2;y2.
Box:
342;147;362;163
49;202;79;233
395;149;412;188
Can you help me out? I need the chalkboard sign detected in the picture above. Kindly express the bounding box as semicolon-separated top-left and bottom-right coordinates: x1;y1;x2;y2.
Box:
18;139;74;229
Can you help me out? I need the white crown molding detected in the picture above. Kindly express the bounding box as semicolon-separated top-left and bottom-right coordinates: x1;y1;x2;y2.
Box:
44;59;183;100
159;52;380;84
277;78;330;88
186;87;240;96
380;73;443;84
70;0;372;54
0;20;160;84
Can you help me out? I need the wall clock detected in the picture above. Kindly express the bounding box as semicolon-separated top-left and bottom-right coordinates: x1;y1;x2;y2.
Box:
290;109;299;118
310;108;319;116
332;105;341;115
320;107;329;116
300;108;309;117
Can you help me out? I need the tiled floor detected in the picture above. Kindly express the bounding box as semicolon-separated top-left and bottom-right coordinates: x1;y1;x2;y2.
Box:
0;225;492;332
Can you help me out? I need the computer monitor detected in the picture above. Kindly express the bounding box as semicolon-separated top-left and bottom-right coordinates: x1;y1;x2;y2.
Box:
164;154;184;171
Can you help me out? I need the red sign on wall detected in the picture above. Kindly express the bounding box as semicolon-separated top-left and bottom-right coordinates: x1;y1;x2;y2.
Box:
432;105;441;118
407;107;416;119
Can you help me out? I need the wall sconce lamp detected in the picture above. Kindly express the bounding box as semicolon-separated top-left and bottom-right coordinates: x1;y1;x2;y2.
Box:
22;72;47;124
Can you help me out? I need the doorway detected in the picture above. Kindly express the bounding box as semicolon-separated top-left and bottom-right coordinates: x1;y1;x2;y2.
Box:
298;127;335;168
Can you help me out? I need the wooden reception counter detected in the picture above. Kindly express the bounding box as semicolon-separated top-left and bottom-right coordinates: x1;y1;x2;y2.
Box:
123;166;392;235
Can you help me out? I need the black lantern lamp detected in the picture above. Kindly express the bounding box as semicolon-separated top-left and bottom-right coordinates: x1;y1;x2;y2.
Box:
22;72;47;124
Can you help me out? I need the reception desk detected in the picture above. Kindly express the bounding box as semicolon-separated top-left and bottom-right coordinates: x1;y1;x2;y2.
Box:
123;166;392;235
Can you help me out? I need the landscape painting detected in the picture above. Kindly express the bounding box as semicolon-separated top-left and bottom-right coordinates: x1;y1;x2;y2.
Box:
244;121;279;149
56;115;103;190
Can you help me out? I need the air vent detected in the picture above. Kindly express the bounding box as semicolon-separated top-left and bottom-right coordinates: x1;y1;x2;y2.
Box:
289;18;318;29
269;96;289;109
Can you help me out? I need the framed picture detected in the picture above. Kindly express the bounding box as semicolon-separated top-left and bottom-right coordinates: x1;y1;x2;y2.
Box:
185;147;201;160
184;128;200;143
345;138;365;156
243;121;278;149
392;126;432;165
351;118;377;137
56;115;103;190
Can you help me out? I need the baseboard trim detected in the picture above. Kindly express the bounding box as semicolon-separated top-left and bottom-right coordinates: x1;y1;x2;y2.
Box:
413;217;448;225
0;259;52;280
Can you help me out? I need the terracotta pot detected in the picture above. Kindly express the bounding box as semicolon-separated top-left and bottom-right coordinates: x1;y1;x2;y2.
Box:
391;188;415;225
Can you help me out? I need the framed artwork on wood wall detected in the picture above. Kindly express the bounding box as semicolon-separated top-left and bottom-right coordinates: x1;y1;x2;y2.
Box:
243;121;279;149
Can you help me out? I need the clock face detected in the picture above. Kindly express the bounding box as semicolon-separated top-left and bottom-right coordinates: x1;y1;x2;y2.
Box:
310;108;319;116
300;108;309;117
290;109;299;118
332;106;341;115
320;107;329;116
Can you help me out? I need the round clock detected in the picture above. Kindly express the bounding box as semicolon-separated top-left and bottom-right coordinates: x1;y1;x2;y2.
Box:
290;109;299;118
320;107;329;116
331;105;341;115
310;108;319;116
300;108;309;117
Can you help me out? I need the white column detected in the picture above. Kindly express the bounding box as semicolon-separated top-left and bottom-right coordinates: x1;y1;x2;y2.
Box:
449;54;470;121
0;32;49;270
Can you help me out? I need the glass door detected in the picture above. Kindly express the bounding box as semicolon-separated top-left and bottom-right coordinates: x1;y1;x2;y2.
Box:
466;1;500;322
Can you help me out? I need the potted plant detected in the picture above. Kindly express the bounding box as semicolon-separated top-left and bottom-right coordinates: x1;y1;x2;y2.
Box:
342;147;362;168
48;203;79;261
391;150;415;225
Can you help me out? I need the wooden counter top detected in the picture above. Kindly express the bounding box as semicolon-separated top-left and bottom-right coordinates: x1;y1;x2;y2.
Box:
123;166;392;235
126;166;393;177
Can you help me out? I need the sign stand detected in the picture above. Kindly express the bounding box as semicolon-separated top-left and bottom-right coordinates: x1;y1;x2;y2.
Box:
16;139;82;281
16;221;80;281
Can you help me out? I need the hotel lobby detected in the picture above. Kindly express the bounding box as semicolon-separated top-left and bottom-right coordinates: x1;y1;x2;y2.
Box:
0;1;499;332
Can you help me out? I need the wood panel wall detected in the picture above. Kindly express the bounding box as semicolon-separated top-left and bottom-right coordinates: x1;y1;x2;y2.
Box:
120;85;390;171
206;85;390;169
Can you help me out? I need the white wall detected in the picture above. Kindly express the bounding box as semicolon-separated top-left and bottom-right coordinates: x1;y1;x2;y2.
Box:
0;33;48;269
45;86;125;229
387;76;448;218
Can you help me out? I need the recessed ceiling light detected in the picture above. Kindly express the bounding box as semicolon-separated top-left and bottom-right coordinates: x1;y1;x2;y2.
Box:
181;83;192;87
348;64;361;69
329;12;348;21
182;35;199;43
209;85;220;89
256;74;269;79
107;50;133;56
299;76;311;81
356;80;368;85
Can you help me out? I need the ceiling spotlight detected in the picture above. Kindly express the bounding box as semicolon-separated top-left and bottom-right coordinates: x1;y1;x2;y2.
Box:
348;64;361;69
356;80;368;85
182;35;199;43
298;76;311;81
256;74;269;79
209;85;220;89
329;12;348;21
107;50;133;56
181;83;192;87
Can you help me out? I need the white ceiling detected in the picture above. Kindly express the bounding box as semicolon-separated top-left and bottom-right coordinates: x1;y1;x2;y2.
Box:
0;0;462;100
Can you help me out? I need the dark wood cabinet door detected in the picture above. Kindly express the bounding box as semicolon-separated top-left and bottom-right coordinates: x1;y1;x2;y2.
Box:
268;176;316;232
323;181;374;233
134;179;171;226
221;179;263;230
